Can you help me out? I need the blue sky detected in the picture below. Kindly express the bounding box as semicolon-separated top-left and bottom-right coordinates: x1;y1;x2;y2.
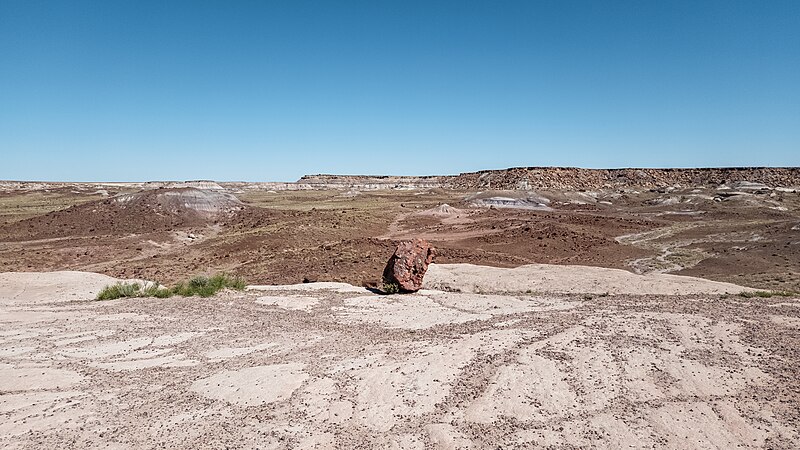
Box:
1;0;798;181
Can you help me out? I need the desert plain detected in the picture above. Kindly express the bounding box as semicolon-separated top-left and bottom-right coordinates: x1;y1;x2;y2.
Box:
1;167;800;448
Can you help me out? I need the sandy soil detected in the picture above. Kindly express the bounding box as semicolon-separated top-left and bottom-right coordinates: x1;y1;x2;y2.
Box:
423;263;755;295
0;271;121;306
1;268;798;448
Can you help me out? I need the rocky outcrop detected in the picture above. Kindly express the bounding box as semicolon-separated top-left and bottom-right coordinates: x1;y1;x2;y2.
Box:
3;167;799;194
2;187;250;241
293;168;800;191
298;174;446;190
443;167;800;191
382;239;436;293
112;188;244;218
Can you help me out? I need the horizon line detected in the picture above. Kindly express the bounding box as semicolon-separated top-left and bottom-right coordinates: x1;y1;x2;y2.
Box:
2;165;799;184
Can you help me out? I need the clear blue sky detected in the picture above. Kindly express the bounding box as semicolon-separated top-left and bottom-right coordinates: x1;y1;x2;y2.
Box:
1;1;798;181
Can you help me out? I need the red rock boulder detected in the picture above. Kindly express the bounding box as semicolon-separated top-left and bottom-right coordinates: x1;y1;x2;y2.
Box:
382;239;436;293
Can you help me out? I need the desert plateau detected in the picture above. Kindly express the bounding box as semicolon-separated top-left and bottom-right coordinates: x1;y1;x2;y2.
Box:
1;167;800;448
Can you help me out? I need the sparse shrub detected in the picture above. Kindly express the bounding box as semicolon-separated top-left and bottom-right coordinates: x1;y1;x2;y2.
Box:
149;285;173;298
154;289;173;298
171;273;246;297
172;284;192;297
97;282;173;300
382;280;400;294
96;282;142;300
190;275;209;289
141;283;171;298
96;273;246;300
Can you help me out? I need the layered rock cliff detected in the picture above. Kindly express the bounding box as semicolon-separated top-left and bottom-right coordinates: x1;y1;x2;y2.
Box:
299;167;800;191
443;167;800;190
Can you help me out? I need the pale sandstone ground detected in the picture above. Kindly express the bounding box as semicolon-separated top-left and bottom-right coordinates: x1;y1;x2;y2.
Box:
423;263;754;296
1;267;799;449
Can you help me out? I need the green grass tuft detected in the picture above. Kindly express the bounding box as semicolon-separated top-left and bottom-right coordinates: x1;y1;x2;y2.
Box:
95;273;246;300
170;273;246;298
96;282;142;300
381;279;401;294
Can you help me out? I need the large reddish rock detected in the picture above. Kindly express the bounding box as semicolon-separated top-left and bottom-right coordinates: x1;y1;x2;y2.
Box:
382;239;436;292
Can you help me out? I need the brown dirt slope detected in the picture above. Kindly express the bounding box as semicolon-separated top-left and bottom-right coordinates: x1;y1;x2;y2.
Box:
0;188;247;241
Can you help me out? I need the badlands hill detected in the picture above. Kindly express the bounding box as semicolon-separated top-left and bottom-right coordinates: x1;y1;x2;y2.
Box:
0;188;247;240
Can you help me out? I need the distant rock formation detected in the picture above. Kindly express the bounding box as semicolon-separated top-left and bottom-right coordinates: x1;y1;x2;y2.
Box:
298;174;445;190
279;168;800;191
144;180;225;190
3;167;799;194
2;188;247;240
443;167;800;190
466;191;552;210
112;187;243;218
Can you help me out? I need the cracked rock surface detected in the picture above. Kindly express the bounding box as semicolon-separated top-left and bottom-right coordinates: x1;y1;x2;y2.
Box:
1;269;799;448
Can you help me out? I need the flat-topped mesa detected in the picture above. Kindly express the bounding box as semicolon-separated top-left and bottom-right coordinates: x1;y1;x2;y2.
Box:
3;167;799;194
443;167;800;191
295;167;800;191
297;174;446;190
142;180;225;190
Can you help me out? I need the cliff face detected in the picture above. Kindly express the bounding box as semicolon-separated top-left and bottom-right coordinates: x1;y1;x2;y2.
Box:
296;174;447;189
299;167;800;191
443;167;800;190
8;168;796;193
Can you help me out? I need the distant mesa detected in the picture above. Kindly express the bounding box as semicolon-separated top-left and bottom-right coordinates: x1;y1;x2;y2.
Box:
142;180;225;191
297;174;446;190
445;167;800;191
3;167;798;194
294;167;800;192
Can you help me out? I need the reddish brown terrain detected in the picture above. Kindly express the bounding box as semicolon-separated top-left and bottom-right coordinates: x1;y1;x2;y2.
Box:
1;168;799;291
